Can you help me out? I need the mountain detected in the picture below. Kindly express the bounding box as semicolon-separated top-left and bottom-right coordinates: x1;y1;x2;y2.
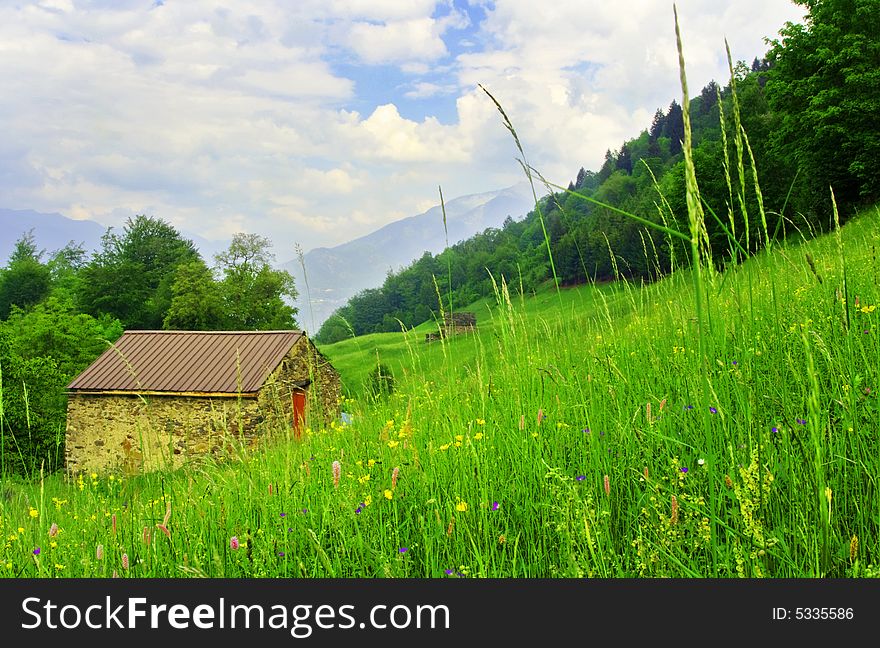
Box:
283;183;536;332
0;208;106;263
0;208;228;266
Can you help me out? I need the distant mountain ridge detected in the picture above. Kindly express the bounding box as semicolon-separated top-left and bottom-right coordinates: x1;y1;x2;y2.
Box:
282;183;536;332
0;208;227;265
0;208;106;262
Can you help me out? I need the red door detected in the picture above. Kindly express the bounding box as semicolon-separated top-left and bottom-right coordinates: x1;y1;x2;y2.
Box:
292;390;307;439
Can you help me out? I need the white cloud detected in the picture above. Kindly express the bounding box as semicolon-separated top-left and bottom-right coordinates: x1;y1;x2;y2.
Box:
0;0;808;255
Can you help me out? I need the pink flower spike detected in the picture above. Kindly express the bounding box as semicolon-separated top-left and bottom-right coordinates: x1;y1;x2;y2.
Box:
332;460;341;489
230;536;240;551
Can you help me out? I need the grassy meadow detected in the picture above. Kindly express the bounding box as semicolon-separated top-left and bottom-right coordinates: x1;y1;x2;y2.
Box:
1;23;879;579
1;197;878;578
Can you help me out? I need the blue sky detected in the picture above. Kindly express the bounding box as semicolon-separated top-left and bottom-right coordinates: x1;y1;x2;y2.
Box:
0;0;806;259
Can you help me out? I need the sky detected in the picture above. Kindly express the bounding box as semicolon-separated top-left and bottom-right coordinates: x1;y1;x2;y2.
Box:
0;0;807;261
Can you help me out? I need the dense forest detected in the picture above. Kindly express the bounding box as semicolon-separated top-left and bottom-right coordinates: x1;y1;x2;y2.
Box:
316;0;880;344
0;221;299;476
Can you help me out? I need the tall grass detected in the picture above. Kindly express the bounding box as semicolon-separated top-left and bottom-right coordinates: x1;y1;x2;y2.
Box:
1;9;879;579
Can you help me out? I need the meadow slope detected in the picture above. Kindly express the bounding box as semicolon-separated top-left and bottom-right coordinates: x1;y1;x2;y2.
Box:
2;204;878;578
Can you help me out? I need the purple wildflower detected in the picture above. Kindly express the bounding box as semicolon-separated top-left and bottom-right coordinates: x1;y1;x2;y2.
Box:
301;508;308;514
583;428;590;434
709;407;717;414
445;569;454;575
772;427;778;433
796;418;807;425
680;467;689;474
684;405;694;410
280;512;286;518
278;552;285;557
575;475;586;481
732;360;738;366
355;507;362;514
33;547;41;556
491;501;500;511
399;547;408;553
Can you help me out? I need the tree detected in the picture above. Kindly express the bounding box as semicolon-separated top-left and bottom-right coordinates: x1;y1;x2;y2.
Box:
163;259;225;330
0;231;51;319
78;215;200;329
764;0;880;216
663;101;684;156
215;233;299;330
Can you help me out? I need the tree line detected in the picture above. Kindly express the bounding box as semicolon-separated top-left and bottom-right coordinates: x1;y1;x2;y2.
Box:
316;0;880;344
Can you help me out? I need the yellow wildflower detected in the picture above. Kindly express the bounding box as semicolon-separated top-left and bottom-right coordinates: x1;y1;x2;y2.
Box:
387;440;399;449
384;489;393;500
455;501;468;512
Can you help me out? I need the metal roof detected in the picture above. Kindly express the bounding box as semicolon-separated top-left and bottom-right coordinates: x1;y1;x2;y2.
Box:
67;330;304;394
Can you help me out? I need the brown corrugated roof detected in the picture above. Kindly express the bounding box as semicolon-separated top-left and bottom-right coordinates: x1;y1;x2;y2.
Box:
67;330;304;394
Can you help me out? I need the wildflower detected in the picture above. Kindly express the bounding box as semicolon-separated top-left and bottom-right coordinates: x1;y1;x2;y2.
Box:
709;407;717;415
476;418;485;426
332;460;341;489
387;440;399;449
446;518;455;536
680;467;688;474
122;553;129;570
575;475;586;481
96;545;104;561
444;569;454;575
724;475;734;489
697;458;705;466
230;536;240;551
537;409;545;424
156;524;171;540
355;506;362;514
455;501;468;512
278;552;285;557
280;512;287;518
302;508;309;515
583;428;590;434
491;501;500;511
796;418;807;425
392;466;400;490
48;523;59;538
603;474;610;496
33;547;41;556
498;535;506;544
398;548;408;553
643;467;649;481
684;405;694;410
384;489;393;500
29;508;38;519
473;432;484;440
268;483;273;496
659;398;667;411
771;427;778;433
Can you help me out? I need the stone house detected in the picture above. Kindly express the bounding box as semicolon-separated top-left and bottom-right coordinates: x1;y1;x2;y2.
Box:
65;330;341;475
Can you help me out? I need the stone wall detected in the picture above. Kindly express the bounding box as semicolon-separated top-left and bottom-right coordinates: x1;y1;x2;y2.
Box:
65;393;264;475
65;336;342;476
259;336;342;431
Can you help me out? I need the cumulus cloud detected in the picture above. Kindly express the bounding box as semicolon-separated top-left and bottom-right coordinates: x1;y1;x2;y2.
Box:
0;0;807;255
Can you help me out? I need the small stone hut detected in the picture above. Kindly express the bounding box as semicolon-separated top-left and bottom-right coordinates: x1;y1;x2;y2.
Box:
65;330;340;475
